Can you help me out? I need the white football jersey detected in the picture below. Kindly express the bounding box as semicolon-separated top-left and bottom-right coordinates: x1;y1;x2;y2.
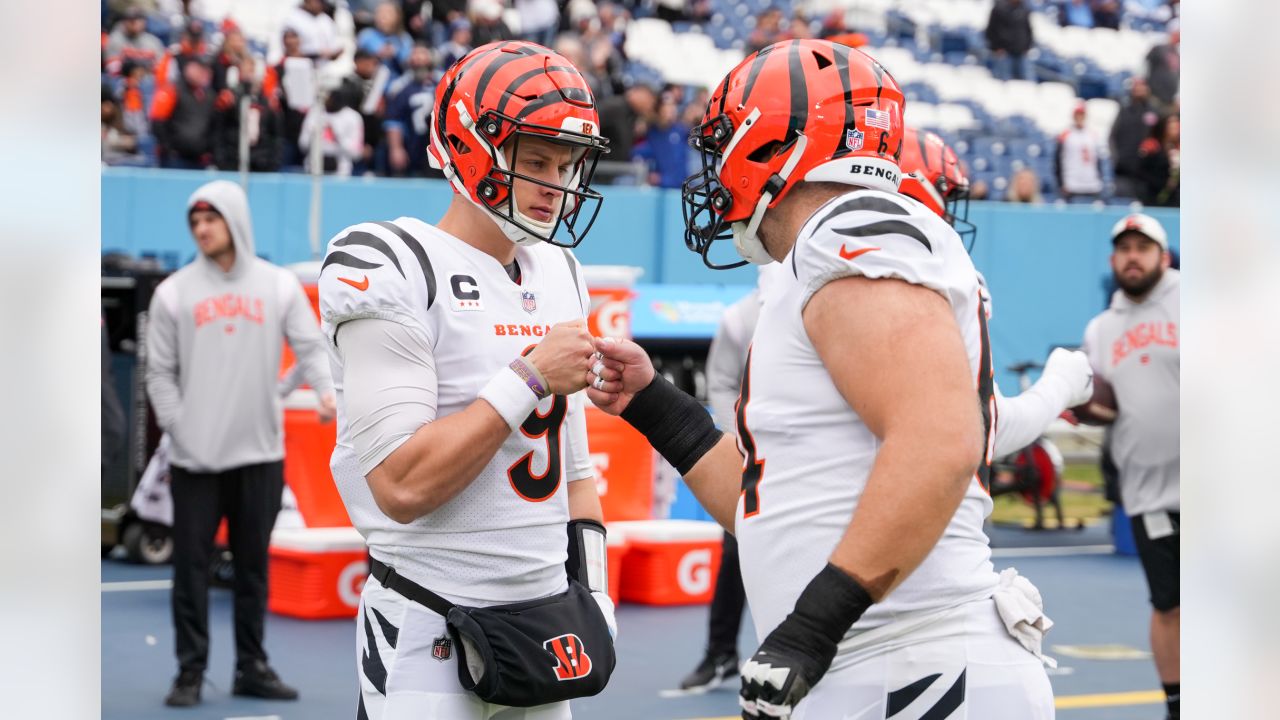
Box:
735;189;1000;642
319;218;593;606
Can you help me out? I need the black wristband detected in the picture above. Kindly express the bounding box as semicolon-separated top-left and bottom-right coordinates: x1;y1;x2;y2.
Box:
621;373;723;475
790;563;875;645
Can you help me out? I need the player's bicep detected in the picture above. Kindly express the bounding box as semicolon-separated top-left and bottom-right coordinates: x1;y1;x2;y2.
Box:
338;318;439;477
803;275;980;453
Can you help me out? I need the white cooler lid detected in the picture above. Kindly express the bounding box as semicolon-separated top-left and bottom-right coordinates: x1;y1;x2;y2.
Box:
270;526;367;552
606;519;723;542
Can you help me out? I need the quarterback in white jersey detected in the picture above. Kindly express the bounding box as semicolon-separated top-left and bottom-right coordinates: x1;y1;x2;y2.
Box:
319;41;615;720
588;40;1055;719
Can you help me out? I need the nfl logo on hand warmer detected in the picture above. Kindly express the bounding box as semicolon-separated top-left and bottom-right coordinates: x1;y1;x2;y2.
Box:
522;291;537;314
544;634;593;681
845;128;864;152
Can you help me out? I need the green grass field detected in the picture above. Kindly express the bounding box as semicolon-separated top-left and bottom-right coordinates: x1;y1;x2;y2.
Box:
989;462;1113;528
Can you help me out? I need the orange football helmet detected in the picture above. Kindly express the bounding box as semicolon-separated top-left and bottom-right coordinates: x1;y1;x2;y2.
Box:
682;39;906;268
897;127;976;249
428;41;609;248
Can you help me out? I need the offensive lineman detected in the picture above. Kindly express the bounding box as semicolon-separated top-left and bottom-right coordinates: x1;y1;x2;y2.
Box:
318;42;614;719
588;40;1055;718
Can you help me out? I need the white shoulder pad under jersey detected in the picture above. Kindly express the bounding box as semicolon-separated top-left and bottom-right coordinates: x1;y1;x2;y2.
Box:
791;189;967;309
318;219;440;344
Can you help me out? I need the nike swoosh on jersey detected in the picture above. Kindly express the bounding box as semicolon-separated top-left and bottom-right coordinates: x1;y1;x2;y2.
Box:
339;275;370;291
839;245;881;261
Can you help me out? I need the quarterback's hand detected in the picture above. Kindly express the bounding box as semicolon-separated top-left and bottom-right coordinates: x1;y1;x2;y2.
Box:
739;614;839;719
585;337;656;415
1043;348;1093;408
526;320;596;395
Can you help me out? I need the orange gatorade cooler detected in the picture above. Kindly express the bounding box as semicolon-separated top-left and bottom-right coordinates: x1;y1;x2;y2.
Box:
585;406;653;521
583;265;643;340
612;520;724;606
268;527;368;619
282;401;350;528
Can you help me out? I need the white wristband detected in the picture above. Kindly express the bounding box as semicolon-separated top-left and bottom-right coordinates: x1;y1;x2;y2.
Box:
479;364;542;431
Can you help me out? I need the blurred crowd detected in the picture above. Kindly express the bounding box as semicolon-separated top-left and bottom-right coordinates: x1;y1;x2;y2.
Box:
101;0;1177;206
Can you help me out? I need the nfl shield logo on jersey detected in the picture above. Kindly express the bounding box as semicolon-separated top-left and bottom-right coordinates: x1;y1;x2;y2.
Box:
521;291;537;314
845;128;864;152
432;636;451;661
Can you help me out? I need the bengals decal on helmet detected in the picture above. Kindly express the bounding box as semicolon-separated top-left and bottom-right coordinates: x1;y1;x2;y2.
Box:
898;127;977;250
428;41;610;248
544;633;593;681
681;39;906;269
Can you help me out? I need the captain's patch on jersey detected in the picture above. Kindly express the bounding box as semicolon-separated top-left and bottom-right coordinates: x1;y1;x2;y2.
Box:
449;274;484;312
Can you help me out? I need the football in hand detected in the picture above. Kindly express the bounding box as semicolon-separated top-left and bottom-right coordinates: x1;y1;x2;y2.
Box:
1068;375;1117;425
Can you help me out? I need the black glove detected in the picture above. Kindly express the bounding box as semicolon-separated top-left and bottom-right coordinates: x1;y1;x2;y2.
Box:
740;563;874;719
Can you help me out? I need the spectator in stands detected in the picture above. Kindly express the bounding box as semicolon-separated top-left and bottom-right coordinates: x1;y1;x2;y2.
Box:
339;49;390;174
598;83;657;162
634;95;691;189
1091;0;1122;29
384;43;438;177
438;18;474;70
299;86;364;176
1146;24;1180;110
102;90;142;165
117;59;154;140
516;0;560;48
212;57;284;172
147;179;334;708
1060;0;1096;28
969;178;990;200
211;20;253;93
357;2;414;80
1005;167;1044;203
1055;102;1105;201
985;0;1035;81
570;2;627;98
105;8;166;74
1137;113;1179;207
271;29;312;166
429;0;469;40
284;0;343;69
470;0;516;46
401;0;432;40
1110;76;1160;198
348;0;383;33
151;56;217;168
747;7;785;54
554;35;604;101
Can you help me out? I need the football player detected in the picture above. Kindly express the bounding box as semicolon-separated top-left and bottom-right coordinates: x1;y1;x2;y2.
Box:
898;126;1094;456
319;41;613;719
588;40;1055;718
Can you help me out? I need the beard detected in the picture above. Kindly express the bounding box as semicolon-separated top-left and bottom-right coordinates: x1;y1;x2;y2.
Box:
1115;263;1163;297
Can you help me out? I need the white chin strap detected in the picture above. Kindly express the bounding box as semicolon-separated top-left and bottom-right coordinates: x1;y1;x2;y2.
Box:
731;133;809;265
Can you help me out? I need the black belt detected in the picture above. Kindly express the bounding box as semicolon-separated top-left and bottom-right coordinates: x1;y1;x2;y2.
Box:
368;557;454;617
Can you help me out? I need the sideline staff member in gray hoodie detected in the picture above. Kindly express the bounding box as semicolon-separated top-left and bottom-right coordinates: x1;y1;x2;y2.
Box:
146;179;335;707
1081;213;1180;720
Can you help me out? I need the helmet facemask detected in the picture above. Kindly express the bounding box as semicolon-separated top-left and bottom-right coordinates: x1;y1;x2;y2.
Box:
466;110;607;248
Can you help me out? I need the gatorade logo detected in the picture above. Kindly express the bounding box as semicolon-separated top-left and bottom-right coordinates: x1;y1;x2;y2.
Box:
596;300;630;338
677;548;712;596
338;559;368;608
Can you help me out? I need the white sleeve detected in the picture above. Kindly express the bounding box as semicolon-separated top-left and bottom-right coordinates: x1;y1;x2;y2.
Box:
562;392;595;482
337;318;438;476
793;190;958;311
992;379;1072;458
705;293;755;432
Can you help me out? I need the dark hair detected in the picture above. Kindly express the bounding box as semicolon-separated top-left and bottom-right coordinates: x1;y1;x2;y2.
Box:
1151;113;1180;145
353;48;377;62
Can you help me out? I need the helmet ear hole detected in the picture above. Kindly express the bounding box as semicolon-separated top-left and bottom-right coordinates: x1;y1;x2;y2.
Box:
447;133;471;154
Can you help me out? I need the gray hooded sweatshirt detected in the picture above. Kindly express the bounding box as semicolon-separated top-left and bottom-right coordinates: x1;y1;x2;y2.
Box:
1083;268;1180;515
145;180;334;473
